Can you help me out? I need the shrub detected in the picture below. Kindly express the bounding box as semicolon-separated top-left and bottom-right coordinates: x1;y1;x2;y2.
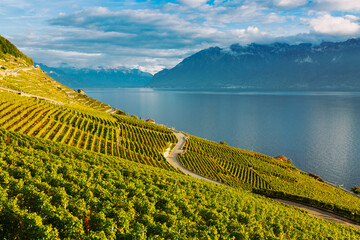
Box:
351;186;360;195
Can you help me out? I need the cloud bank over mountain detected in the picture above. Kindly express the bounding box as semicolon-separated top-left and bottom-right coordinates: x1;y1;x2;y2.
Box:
1;0;360;73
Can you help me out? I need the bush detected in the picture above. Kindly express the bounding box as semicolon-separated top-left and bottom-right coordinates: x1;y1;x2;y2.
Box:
351;186;360;195
219;141;227;146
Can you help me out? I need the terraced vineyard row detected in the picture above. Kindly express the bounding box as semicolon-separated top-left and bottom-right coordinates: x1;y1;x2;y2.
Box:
179;136;273;190
0;91;177;171
180;135;360;223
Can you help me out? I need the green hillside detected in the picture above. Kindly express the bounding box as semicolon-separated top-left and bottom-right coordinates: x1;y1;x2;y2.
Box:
0;35;360;238
0;35;32;65
0;38;111;112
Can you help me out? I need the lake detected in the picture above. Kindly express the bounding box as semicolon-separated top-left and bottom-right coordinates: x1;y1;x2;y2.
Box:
84;88;360;190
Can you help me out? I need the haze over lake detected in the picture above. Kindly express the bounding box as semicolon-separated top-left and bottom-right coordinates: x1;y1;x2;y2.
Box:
85;88;360;190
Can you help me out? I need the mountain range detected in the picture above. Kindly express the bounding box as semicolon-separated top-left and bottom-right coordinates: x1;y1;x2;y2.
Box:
148;38;360;90
37;63;152;88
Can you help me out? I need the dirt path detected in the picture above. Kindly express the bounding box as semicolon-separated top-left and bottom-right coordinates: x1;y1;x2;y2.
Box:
1;66;35;77
164;131;220;184
0;86;64;105
164;131;360;230
106;107;117;113
275;199;359;229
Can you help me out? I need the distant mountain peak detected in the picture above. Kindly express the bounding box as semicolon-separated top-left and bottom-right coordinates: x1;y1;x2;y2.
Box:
148;38;360;90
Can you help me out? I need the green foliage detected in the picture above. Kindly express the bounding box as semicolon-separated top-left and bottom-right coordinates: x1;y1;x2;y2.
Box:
352;186;360;195
0;129;359;239
0;35;33;65
115;109;126;115
219;140;227;145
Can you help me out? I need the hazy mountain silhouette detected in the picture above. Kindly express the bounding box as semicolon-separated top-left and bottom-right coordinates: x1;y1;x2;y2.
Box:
148;39;360;90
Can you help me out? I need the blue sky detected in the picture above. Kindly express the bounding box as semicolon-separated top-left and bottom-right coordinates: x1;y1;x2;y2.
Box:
1;0;360;73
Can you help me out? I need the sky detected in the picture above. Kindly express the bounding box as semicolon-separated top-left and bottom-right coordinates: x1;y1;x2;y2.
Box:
1;0;360;74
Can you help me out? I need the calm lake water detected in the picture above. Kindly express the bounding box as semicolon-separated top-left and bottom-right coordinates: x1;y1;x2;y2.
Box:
85;88;360;190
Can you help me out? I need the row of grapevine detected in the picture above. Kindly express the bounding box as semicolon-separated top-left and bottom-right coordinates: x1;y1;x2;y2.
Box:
0;91;177;172
220;160;271;189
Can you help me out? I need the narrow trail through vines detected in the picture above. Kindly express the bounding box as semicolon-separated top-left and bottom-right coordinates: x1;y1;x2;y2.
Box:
0;86;64;105
164;131;219;184
164;131;360;230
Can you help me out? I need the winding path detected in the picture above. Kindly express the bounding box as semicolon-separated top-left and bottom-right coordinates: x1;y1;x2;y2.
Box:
106;107;118;114
164;131;360;230
164;132;220;184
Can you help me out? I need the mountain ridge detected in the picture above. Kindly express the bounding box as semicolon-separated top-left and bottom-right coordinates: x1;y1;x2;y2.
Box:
148;38;360;90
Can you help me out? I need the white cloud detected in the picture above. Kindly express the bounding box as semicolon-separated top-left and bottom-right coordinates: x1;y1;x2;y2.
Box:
178;0;208;8
230;26;272;44
49;7;220;43
263;12;286;23
198;2;266;25
313;0;360;11
309;14;360;35
1;0;32;8
345;15;360;21
273;0;308;9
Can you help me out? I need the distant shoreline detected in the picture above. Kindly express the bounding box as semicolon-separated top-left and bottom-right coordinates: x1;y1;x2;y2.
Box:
84;87;360;96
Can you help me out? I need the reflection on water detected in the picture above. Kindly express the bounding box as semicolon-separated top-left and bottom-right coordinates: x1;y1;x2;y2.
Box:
85;88;360;189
